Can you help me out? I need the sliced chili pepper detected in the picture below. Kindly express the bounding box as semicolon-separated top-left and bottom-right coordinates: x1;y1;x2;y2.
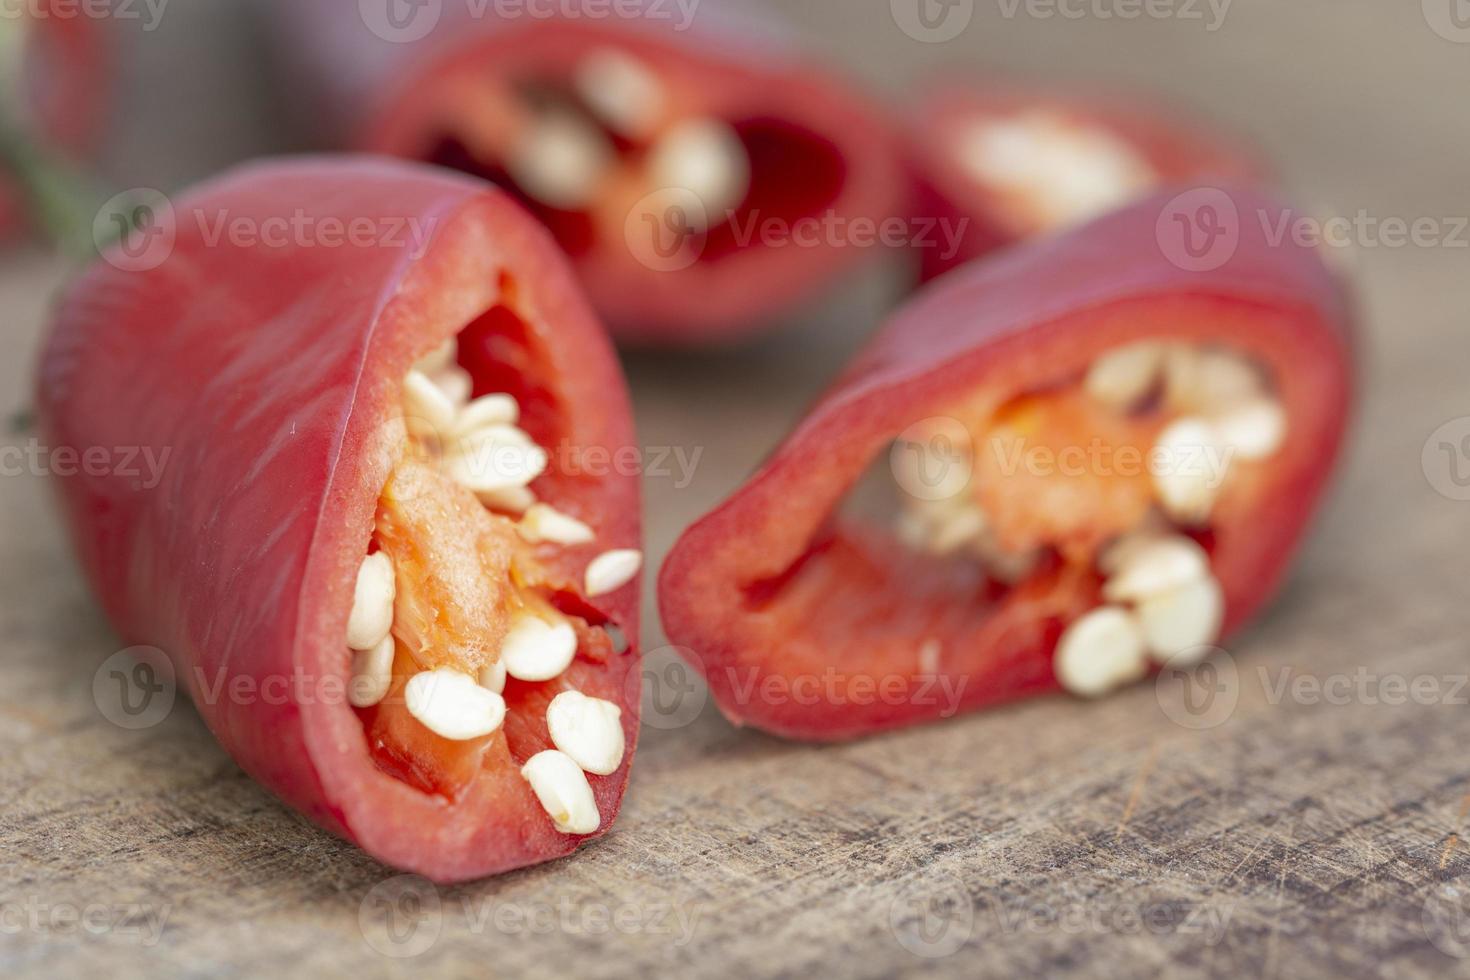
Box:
659;185;1354;741
909;77;1264;282
37;157;642;882
264;2;904;344
1;3;109;240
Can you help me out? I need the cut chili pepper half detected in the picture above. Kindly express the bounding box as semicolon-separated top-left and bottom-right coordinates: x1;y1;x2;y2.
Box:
1;2;109;240
909;77;1265;282
265;2;904;344
659;185;1354;741
38;157;642;881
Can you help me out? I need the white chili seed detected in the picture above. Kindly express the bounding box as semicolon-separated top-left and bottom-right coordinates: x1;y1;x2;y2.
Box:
476;485;537;514
405;667;507;741
961;113;1155;229
1137;576;1225;665
1215;398;1286;461
521;750;601;835
501;612;578;682
443;425;549;493
402;369;458;442
479;657;506;695
431;365;474;408
1054;606;1148;698
647;118;750;230
347;634;395;708
346;552;396;651
1085;342;1165;411
456;393;520;434
585;549;642;596
1165;347;1263;415
519;503;596;546
1102;535;1210;603
1151;418;1228;525
546;690;625;775
507;111;614;211
575;47;666;140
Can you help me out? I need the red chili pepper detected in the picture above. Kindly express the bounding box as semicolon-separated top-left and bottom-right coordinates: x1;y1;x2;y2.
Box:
37;157;642;882
659;185;1354;741
1;3;109;240
909;78;1264;282
264;1;904;345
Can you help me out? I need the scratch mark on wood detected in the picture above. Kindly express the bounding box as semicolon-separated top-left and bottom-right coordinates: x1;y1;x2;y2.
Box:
1117;742;1160;838
1438;793;1470;869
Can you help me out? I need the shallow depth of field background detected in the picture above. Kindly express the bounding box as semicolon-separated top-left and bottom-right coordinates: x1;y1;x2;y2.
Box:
2;2;1470;977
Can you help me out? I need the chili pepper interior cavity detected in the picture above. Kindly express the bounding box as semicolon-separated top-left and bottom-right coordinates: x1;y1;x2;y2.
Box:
658;186;1354;741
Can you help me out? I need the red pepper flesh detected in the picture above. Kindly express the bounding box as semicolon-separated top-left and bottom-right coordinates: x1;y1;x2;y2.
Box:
659;185;1354;741
909;78;1265;282
264;2;905;344
37;157;641;881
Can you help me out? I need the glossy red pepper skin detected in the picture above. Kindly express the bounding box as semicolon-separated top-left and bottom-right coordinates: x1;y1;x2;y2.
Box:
659;185;1354;742
37;157;642;882
909;78;1265;282
264;0;905;345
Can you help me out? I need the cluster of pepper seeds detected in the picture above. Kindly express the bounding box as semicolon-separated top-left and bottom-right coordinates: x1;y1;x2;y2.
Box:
463;46;750;235
343;337;641;835
896;342;1287;699
959;109;1159;232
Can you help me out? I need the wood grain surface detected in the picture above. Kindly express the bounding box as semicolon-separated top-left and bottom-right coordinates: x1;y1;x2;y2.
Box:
3;1;1469;977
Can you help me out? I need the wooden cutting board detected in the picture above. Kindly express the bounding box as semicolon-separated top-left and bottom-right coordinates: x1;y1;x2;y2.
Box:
3;1;1469;976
